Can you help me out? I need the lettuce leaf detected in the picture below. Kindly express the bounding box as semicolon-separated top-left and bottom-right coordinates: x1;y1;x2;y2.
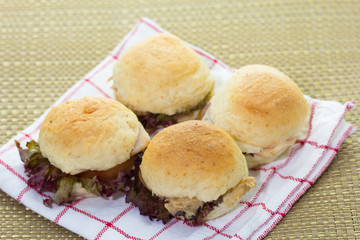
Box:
53;176;78;205
15;140;131;207
125;155;173;224
138;91;212;134
125;154;222;226
16;140;222;224
175;197;223;226
138;114;178;135
16;141;62;193
96;170;132;197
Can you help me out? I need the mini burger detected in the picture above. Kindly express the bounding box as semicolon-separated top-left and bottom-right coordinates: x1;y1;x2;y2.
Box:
203;65;310;168
112;33;214;133
16;97;150;206
125;120;256;225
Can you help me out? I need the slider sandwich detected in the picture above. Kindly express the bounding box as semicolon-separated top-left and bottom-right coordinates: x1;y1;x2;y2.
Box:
126;120;256;225
203;65;310;168
112;34;214;133
16;97;150;206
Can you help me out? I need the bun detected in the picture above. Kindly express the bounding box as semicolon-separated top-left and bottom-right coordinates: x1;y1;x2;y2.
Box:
208;65;309;167
38;97;143;174
113;33;214;115
140;120;249;202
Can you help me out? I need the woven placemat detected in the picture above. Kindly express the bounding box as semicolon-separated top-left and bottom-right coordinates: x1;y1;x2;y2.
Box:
0;0;359;239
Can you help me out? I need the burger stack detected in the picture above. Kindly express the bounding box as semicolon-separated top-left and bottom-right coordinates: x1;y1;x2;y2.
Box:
17;33;310;225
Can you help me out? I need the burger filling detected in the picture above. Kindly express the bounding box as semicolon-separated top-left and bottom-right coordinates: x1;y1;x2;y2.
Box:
16;140;134;207
164;197;203;219
204;105;310;168
164;176;255;222
130;124;151;155
239;113;310;168
138;91;212;134
125;155;223;226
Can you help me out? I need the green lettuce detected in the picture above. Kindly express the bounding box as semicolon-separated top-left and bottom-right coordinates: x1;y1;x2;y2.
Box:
16;140;131;207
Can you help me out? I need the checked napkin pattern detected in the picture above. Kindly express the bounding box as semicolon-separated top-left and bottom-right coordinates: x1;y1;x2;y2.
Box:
0;18;356;240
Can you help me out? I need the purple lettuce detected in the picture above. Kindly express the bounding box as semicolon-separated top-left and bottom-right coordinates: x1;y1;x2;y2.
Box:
125;154;222;226
16;140;132;207
16;141;62;193
125;155;173;224
138;92;212;134
175;198;223;226
138;114;178;135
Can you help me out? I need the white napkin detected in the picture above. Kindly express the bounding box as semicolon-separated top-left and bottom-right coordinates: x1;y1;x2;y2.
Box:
0;18;356;240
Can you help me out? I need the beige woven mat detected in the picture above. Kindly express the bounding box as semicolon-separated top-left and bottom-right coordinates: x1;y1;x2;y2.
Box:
1;0;359;239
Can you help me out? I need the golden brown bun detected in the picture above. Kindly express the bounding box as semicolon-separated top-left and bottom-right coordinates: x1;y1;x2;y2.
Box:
208;65;309;167
140;120;249;202
113;33;214;115
38;97;149;175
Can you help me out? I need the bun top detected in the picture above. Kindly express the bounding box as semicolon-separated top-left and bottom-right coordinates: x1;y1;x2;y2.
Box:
113;33;214;115
140;120;248;202
209;65;309;150
38;97;144;175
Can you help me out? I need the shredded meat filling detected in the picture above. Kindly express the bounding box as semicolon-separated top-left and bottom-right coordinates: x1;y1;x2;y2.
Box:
164;197;204;219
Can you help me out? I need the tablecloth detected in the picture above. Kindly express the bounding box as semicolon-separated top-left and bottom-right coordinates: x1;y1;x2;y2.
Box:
1;0;359;239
